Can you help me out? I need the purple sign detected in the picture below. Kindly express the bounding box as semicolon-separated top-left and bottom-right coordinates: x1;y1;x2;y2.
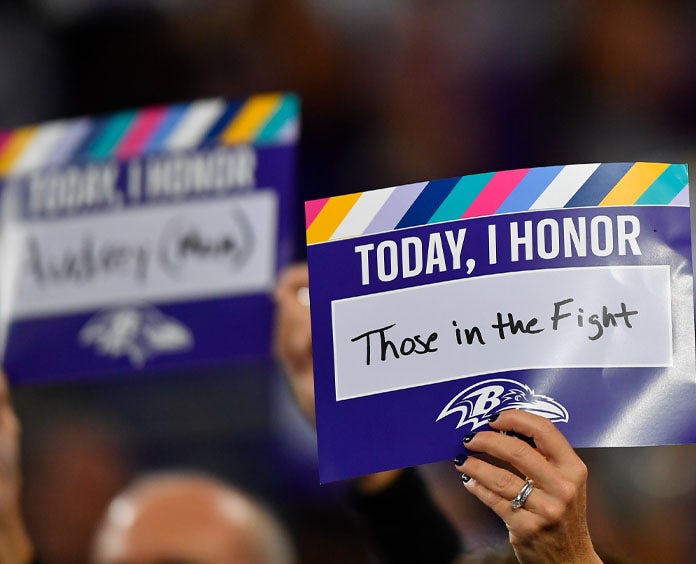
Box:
306;163;696;483
0;94;299;384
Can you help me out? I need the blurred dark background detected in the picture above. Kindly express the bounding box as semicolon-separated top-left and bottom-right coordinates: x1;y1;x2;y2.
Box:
2;1;696;562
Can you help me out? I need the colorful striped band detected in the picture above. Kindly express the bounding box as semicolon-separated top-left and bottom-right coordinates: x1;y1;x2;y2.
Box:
0;93;299;180
305;163;688;245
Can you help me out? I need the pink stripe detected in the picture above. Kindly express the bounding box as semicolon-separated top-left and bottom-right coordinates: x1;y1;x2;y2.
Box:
305;198;330;229
462;168;530;218
0;130;12;154
115;106;167;159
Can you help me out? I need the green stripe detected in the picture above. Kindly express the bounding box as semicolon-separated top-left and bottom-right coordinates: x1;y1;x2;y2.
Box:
429;172;494;223
256;95;299;143
636;164;688;205
88;110;138;158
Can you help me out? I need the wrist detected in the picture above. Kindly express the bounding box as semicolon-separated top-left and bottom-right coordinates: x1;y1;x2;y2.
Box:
567;544;603;564
577;533;603;564
583;551;603;564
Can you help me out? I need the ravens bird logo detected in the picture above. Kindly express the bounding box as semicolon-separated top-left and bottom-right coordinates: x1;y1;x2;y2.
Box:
437;378;569;431
79;305;193;367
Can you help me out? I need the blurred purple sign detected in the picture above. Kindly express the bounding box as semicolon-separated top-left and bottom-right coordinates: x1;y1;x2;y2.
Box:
0;94;299;383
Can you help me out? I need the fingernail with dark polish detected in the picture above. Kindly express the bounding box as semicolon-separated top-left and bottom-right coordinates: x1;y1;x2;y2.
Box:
463;433;476;444
453;454;467;466
486;412;500;423
461;473;471;483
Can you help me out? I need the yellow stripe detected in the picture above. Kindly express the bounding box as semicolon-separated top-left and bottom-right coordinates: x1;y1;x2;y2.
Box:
222;93;282;144
0;126;38;177
600;162;670;206
307;193;363;244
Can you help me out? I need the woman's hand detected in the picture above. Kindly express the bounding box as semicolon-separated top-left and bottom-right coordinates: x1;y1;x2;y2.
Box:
455;409;602;564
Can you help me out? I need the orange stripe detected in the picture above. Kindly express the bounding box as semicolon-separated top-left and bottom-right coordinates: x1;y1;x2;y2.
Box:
221;93;282;144
306;193;363;244
599;162;670;206
0;127;38;177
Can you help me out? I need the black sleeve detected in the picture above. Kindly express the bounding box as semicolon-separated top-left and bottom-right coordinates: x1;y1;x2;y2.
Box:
349;468;463;564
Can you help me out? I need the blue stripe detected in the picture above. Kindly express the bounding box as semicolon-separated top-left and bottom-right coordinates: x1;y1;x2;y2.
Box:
200;102;243;147
496;166;564;213
564;162;633;208
145;104;188;153
396;177;460;229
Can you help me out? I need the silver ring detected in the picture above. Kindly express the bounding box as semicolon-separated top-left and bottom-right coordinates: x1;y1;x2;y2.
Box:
511;478;534;510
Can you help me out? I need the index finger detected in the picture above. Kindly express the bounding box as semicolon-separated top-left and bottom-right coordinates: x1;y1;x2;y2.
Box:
489;409;576;467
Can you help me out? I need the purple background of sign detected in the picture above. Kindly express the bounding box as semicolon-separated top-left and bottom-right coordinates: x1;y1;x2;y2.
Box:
6;143;296;384
308;205;695;483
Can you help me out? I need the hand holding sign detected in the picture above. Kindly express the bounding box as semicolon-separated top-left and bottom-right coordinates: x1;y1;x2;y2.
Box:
274;264;604;562
455;410;601;564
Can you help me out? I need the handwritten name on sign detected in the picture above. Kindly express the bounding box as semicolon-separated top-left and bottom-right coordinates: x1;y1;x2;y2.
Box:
14;193;277;318
334;264;668;400
352;299;639;366
307;163;696;483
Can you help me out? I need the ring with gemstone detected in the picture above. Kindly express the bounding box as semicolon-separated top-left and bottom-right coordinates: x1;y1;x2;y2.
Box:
511;478;534;510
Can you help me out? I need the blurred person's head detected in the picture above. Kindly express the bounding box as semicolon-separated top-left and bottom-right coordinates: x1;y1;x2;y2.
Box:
91;472;295;564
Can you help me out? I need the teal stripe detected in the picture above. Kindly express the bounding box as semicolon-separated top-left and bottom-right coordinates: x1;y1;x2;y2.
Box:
429;172;494;223
636;164;688;205
88;110;138;158
256;95;299;143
